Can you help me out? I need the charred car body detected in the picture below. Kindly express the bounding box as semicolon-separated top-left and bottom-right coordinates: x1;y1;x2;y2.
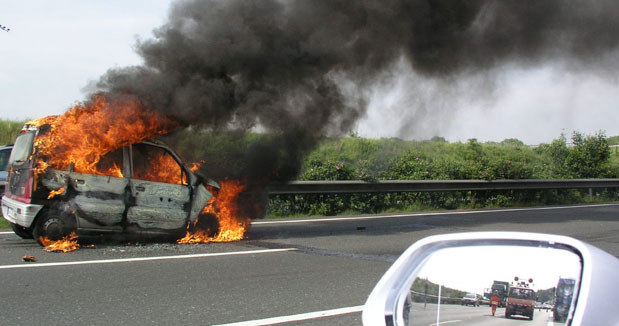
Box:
2;124;218;244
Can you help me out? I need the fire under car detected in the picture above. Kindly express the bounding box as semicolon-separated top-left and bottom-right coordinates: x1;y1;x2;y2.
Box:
1;124;219;245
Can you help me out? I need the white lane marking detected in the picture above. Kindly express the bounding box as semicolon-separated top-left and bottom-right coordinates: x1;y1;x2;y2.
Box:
2;203;616;232
0;248;296;270
430;320;462;326
547;312;555;326
252;203;619;225
213;305;364;326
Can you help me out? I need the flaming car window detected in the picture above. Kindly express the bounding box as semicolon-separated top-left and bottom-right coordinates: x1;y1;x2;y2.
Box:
94;148;124;178
132;143;185;185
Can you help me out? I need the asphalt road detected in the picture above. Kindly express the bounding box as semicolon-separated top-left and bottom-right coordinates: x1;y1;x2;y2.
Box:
1;203;618;325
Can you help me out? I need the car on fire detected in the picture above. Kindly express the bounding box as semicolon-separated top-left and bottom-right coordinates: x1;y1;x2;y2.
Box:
1;124;219;244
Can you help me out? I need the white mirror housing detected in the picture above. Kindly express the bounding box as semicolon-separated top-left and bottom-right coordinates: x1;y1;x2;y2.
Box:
362;232;619;326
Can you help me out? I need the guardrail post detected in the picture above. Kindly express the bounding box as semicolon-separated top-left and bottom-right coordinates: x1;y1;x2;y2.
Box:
424;281;428;308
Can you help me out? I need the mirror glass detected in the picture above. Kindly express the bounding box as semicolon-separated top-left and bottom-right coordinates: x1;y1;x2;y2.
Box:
400;245;582;326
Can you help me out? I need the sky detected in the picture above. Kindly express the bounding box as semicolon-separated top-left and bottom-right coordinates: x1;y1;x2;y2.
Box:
1;1;618;145
416;246;581;295
0;1;173;120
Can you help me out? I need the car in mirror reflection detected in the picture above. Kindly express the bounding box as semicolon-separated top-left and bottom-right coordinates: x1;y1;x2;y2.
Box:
362;232;619;326
461;293;480;307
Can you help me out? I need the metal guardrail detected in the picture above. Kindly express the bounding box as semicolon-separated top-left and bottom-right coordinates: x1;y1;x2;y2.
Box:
409;290;491;305
266;179;619;194
410;290;459;304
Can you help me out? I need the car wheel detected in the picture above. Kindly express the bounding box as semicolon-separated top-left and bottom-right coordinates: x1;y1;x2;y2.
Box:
529;310;534;321
505;310;511;319
10;223;33;239
32;209;76;245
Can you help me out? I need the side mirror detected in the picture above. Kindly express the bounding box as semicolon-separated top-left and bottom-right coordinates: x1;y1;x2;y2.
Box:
362;232;619;326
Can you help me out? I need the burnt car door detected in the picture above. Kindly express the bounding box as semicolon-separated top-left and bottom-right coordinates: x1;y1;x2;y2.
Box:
126;142;192;230
40;147;128;231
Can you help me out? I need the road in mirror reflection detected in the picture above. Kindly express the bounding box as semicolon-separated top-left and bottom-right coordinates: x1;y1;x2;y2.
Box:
402;245;581;326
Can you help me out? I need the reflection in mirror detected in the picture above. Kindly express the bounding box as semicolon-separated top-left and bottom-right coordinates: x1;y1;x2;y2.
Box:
400;246;582;326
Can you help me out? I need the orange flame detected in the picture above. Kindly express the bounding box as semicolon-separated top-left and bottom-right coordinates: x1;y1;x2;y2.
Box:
134;152;186;185
189;161;205;173
28;95;177;178
47;187;65;199
178;180;250;244
39;233;80;253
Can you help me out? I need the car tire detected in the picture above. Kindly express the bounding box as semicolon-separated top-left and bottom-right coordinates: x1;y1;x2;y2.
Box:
529;311;534;320
32;209;76;245
505;310;511;319
10;223;33;239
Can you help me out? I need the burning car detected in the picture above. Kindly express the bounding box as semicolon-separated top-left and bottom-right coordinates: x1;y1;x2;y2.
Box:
1;121;220;245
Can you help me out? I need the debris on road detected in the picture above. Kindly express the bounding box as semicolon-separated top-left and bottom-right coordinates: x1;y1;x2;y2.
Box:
22;255;37;262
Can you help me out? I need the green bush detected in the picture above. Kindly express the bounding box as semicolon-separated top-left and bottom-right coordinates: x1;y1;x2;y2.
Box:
300;160;355;181
0;120;26;145
265;132;619;217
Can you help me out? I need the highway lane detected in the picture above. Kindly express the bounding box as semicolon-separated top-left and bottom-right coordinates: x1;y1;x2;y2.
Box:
0;247;383;325
409;304;561;326
0;203;618;325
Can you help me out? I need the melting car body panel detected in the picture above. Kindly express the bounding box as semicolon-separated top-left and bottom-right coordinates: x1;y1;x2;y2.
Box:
41;170;128;227
189;183;211;221
127;179;191;229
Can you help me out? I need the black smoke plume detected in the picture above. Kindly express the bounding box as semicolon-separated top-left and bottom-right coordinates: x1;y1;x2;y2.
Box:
94;0;619;196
